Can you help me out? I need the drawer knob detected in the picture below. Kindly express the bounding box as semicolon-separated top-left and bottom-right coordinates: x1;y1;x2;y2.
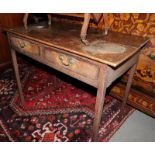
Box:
59;55;75;66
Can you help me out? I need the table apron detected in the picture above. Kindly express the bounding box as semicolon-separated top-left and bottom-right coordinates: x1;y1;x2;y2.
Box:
106;52;140;88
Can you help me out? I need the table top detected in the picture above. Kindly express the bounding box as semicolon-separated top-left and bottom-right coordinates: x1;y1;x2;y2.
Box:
6;21;149;67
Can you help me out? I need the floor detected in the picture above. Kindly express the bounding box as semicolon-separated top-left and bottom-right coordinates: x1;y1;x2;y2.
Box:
110;110;155;142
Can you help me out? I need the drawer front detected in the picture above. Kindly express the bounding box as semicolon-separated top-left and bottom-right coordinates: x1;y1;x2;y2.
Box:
44;48;99;80
10;36;40;56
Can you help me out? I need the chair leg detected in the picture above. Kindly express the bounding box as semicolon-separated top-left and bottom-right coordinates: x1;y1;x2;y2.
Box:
23;13;29;30
80;13;91;45
47;14;52;27
103;14;109;35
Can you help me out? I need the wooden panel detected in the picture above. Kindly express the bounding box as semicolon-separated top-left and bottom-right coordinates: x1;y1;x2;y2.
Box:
44;47;99;80
0;13;24;64
10;36;40;56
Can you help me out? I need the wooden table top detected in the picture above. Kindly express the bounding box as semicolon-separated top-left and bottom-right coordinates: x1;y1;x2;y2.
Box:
6;22;149;67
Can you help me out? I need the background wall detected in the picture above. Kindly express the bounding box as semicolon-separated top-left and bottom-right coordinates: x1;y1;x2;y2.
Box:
0;13;24;65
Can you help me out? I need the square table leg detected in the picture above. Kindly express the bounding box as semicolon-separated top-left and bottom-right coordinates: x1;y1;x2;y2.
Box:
92;62;137;141
11;49;25;104
92;65;108;142
122;63;137;105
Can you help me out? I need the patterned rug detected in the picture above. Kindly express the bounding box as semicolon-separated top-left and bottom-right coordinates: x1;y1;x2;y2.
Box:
0;61;134;141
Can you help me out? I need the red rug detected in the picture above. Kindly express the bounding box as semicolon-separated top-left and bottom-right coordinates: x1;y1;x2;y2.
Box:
0;61;134;141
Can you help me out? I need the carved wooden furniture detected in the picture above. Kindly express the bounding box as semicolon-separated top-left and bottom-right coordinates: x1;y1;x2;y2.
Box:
23;13;109;45
6;22;148;141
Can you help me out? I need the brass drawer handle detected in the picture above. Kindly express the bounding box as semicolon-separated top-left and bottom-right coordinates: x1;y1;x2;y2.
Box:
18;40;26;48
59;55;75;66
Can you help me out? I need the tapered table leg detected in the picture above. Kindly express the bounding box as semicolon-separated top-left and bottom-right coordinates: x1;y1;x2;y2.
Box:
92;65;108;142
23;13;29;30
122;63;137;105
11;49;25;104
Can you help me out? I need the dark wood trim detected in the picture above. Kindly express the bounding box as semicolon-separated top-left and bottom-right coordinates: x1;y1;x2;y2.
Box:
0;61;11;75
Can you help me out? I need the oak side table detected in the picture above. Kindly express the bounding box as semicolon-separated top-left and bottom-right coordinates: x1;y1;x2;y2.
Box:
6;22;149;141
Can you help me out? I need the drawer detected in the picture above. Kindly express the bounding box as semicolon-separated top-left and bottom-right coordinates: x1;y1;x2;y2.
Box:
10;36;40;56
43;48;99;80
